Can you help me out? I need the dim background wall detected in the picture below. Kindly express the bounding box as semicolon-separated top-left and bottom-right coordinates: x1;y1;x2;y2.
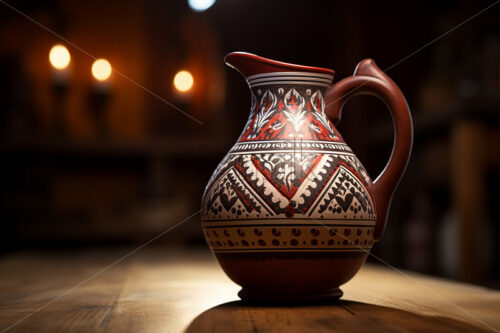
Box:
0;0;499;287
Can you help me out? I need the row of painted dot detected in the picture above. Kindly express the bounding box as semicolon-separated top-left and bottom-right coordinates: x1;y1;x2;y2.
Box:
207;238;373;247
205;227;374;248
206;227;373;238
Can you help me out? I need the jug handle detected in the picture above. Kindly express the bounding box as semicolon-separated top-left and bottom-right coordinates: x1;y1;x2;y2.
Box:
325;59;413;240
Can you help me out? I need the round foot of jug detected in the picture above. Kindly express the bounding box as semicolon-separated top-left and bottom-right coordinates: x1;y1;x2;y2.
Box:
238;287;343;302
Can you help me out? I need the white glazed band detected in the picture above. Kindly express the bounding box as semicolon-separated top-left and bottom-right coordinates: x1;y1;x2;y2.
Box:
247;71;334;88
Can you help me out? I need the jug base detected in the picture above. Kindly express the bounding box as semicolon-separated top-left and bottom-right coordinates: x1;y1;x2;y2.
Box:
238;287;343;302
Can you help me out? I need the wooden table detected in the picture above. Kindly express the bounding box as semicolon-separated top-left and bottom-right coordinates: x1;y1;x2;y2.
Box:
0;248;498;332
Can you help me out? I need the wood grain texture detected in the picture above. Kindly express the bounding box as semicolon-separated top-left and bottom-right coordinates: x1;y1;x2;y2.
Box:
0;248;498;332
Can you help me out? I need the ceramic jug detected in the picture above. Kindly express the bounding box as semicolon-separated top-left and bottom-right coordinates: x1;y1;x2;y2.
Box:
201;52;413;300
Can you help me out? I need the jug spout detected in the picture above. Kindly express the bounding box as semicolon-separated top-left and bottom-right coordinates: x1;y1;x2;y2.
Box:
224;52;335;79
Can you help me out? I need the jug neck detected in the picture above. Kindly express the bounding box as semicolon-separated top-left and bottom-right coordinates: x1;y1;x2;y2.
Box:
226;53;342;143
225;52;335;94
226;51;335;103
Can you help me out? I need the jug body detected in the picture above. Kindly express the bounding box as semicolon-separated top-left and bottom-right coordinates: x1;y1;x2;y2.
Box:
201;52;412;300
201;53;377;300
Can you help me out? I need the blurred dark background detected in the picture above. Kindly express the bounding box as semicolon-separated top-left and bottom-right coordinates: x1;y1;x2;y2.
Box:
0;0;499;286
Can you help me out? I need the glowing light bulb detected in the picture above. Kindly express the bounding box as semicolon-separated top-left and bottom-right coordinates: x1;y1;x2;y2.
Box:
173;70;194;93
49;44;71;70
188;0;215;12
91;59;112;81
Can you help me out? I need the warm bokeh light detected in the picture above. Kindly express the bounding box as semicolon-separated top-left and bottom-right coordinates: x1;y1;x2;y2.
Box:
173;70;194;92
188;0;215;12
49;44;71;70
91;59;112;81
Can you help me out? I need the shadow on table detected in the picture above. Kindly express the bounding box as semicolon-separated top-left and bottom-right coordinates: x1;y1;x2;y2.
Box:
186;299;487;332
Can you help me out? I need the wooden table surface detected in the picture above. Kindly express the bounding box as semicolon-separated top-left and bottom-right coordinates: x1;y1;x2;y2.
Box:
0;248;498;333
